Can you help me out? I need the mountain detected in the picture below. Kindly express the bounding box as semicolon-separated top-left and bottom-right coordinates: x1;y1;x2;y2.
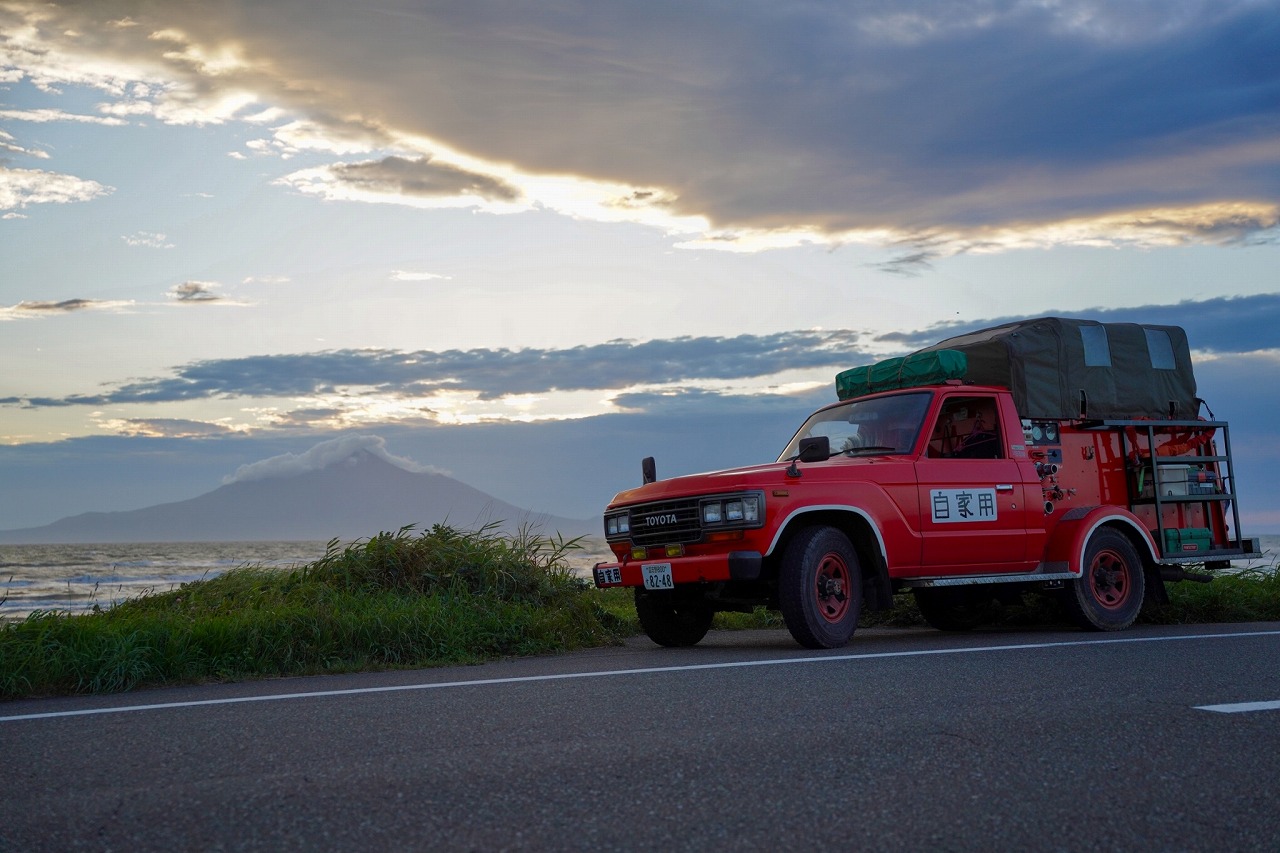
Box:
0;450;598;544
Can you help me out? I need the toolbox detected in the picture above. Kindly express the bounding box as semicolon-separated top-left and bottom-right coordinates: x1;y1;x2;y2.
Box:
1163;527;1212;554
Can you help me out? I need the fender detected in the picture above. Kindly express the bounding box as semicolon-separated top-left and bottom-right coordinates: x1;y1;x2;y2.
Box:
766;504;889;561
1041;505;1159;575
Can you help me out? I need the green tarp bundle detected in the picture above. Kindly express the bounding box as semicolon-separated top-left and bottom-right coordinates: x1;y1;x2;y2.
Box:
836;350;967;400
836;317;1199;420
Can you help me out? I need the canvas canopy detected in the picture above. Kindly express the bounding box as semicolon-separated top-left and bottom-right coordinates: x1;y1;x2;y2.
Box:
837;317;1198;420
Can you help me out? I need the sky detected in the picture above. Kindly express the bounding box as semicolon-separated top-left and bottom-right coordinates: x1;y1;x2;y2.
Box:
1;0;1278;535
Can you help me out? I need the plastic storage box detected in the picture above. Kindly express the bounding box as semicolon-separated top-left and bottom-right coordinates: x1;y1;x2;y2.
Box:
1163;527;1212;554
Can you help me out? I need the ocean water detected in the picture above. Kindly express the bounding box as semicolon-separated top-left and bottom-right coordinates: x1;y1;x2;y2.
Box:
0;539;616;621
1;536;1274;622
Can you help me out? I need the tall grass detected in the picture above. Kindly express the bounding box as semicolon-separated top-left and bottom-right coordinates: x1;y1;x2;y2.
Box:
0;524;628;699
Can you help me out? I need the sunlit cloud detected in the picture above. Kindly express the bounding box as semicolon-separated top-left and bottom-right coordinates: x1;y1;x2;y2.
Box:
0;128;48;159
0;107;127;125
98;417;239;438
4;1;1276;254
0;166;111;211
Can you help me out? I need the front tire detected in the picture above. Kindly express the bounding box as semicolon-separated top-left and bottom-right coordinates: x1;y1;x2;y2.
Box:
634;589;714;647
1063;528;1145;631
779;526;862;649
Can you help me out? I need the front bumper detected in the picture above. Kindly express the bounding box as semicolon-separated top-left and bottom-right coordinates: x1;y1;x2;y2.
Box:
592;550;763;588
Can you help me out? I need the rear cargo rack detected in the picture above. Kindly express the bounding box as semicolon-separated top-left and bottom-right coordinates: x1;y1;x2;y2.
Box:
1089;419;1260;565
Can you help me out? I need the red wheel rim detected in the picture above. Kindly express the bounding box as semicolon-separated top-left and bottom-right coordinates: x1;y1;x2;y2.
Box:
1089;548;1133;610
814;551;852;623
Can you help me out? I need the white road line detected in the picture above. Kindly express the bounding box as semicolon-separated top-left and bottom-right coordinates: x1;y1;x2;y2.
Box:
5;628;1280;723
1195;699;1280;714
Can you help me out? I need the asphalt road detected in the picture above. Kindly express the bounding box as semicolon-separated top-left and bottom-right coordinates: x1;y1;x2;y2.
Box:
3;623;1280;851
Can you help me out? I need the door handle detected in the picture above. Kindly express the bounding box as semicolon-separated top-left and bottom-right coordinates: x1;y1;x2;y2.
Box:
995;484;1014;492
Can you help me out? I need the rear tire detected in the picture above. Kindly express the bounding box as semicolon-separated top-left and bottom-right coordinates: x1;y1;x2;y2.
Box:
1063;528;1145;631
779;526;862;649
912;587;993;631
634;589;714;647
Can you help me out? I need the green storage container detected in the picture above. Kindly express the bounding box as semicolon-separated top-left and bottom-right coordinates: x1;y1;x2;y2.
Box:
1162;527;1212;554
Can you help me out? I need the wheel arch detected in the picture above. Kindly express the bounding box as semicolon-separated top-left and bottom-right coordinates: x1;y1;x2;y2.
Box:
766;506;894;611
1043;506;1160;577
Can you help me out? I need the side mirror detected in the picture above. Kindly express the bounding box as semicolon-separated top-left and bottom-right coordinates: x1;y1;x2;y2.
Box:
642;456;657;484
797;435;830;463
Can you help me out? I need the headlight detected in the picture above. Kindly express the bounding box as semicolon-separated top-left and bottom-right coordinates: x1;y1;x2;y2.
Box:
618;516;629;533
606;517;619;536
605;514;630;536
702;502;723;523
743;496;759;522
725;500;744;522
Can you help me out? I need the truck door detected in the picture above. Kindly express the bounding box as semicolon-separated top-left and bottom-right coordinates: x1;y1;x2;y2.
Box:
915;394;1033;572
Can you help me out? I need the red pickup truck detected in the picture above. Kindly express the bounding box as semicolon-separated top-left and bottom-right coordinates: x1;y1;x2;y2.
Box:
593;317;1260;648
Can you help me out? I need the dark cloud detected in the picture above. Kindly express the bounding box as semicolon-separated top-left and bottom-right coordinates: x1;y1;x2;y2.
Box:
329;156;520;202
13;298;94;312
8;329;870;407
870;251;940;277
167;281;221;302
10;1;1278;240
8;294;1278;410
874;293;1280;354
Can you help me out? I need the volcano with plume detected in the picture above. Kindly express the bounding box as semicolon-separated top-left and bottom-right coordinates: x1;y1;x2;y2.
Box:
0;439;596;543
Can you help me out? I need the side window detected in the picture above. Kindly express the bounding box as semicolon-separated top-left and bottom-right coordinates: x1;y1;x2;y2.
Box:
1145;328;1176;369
927;396;1003;459
1080;325;1112;367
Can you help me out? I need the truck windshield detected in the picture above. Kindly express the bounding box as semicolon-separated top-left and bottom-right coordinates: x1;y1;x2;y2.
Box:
778;392;931;461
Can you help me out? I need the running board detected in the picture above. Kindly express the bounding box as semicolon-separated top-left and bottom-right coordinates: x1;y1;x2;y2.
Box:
903;563;1076;589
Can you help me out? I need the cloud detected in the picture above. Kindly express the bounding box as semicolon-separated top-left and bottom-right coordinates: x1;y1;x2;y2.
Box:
0;128;49;159
0;166;111;211
8;293;1279;410
0;107;127;125
873;293;1280;355
0;298;133;320
3;1;1277;254
279;155;521;208
7;329;869;408
223;434;443;483
122;231;174;249
105;418;238;438
166;280;222;302
390;270;451;282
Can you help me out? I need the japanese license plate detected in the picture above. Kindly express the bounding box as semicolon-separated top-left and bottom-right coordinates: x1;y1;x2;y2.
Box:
642;563;674;590
594;566;622;586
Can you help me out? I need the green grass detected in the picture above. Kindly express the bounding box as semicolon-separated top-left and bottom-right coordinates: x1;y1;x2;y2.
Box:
3;532;1277;700
0;524;629;699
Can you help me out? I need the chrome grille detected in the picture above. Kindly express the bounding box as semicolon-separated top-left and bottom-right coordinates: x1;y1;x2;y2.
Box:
627;499;702;546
